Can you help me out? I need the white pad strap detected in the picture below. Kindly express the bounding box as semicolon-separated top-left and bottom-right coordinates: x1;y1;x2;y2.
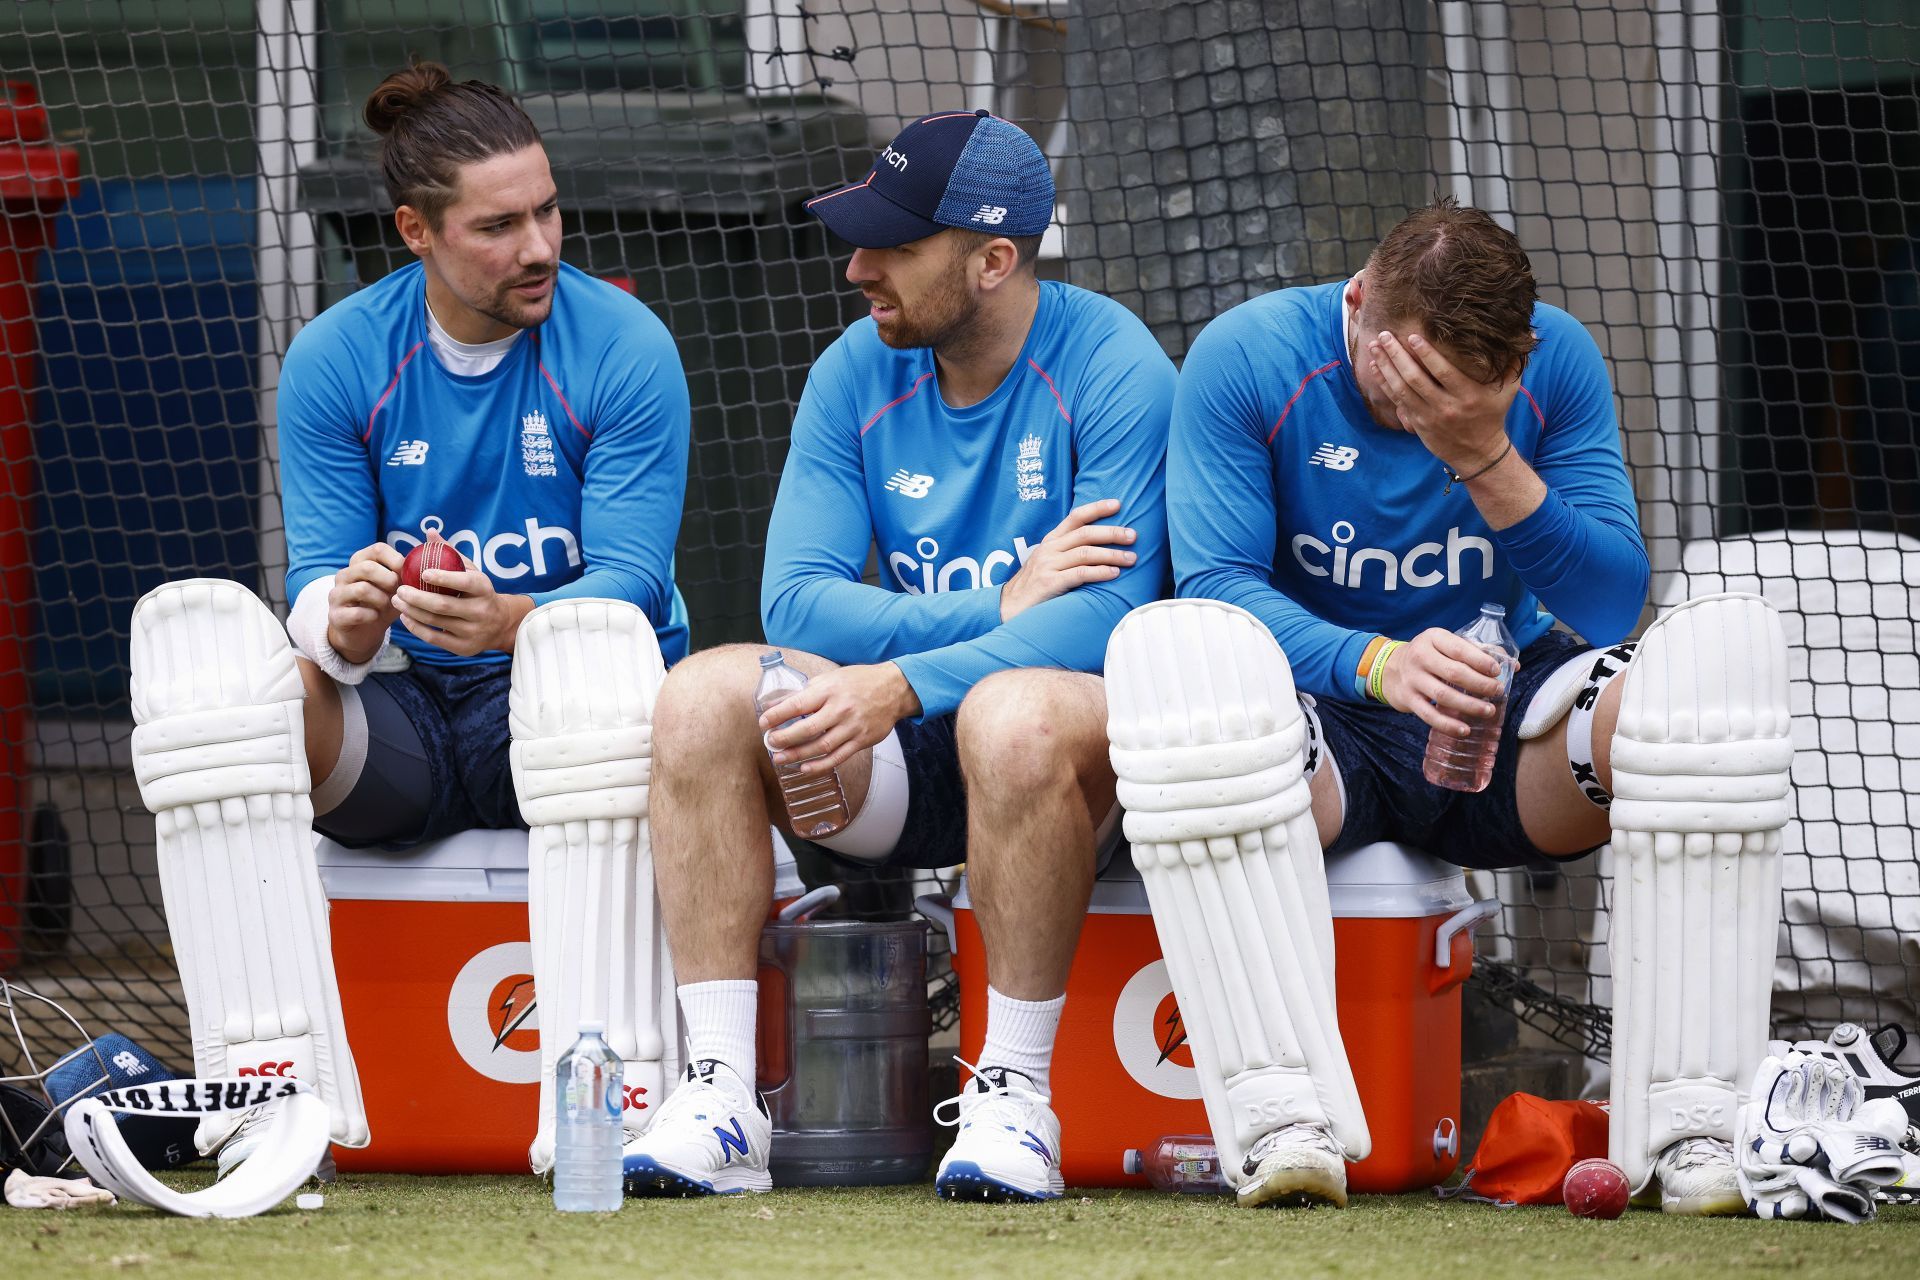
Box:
511;599;678;1172
1516;641;1638;810
64;1079;330;1219
1107;600;1369;1180
129;578;368;1150
1607;593;1791;1191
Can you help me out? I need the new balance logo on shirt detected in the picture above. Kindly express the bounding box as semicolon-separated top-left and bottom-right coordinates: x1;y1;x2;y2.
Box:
885;469;936;498
1308;443;1359;471
386;440;430;467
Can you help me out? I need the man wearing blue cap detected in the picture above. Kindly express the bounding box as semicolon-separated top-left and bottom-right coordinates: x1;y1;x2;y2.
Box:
621;111;1176;1202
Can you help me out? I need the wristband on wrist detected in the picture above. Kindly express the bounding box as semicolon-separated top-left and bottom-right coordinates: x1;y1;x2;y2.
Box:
1365;639;1405;705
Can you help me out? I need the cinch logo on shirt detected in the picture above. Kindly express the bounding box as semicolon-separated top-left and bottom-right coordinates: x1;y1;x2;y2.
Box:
386;515;582;581
885;470;936;499
881;145;909;171
888;534;1038;594
1308;443;1358;471
1291;521;1495;591
386;440;430;467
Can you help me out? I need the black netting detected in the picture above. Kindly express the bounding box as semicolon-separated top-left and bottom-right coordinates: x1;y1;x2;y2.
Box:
2;1;1915;1074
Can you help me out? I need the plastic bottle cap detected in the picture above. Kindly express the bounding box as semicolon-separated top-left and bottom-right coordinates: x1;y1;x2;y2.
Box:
1480;603;1506;617
296;1193;325;1210
577;1020;606;1035
1122;1149;1142;1175
759;650;782;667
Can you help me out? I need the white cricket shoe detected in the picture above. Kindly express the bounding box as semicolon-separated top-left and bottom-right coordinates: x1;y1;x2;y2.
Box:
621;1060;772;1197
933;1064;1064;1203
1237;1122;1348;1208
214;1108;269;1181
1635;1136;1744;1216
213;1106;334;1184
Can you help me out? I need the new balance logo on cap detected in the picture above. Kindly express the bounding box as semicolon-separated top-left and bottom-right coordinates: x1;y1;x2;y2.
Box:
387;440;430;466
805;109;1055;249
1309;443;1359;470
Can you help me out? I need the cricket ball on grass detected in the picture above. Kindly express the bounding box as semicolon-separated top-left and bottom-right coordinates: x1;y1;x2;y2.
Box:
1563;1157;1630;1219
401;534;466;597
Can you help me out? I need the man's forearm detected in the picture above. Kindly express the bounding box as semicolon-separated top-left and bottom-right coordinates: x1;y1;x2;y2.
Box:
1463;443;1548;531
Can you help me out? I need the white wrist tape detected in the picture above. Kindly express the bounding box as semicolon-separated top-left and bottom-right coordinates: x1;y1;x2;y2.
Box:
63;1079;330;1219
286;575;387;686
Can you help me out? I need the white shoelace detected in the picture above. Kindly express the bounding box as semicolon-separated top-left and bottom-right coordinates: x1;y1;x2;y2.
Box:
1662;1136;1733;1174
1244;1122;1342;1170
933;1056;1051;1131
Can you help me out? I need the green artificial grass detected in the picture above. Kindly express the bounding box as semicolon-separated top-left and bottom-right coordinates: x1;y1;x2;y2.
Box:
4;1176;1916;1279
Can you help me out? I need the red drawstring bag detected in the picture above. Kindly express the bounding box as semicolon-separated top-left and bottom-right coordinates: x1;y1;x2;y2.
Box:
1437;1093;1611;1206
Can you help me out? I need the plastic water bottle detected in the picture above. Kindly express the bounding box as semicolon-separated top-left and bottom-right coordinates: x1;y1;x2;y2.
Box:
755;650;852;839
1124;1135;1231;1193
553;1022;622;1212
1422;603;1521;794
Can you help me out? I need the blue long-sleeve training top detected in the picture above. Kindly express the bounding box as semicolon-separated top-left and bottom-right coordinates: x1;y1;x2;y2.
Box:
762;280;1176;719
278;260;691;667
1169;279;1648;702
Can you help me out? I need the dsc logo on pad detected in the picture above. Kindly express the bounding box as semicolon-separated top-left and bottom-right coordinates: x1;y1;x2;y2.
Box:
238;1061;295;1077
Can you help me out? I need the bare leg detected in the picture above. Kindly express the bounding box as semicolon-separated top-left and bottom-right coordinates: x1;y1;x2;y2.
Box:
957;670;1117;1001
1516;672;1627;855
651;644;876;983
297;657;345;784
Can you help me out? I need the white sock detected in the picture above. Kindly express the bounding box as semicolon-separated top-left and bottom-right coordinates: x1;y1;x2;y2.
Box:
979;986;1065;1094
677;979;758;1086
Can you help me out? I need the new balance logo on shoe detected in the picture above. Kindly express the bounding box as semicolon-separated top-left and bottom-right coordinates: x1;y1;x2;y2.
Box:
972;205;1008;225
885;469;936;498
715;1118;750;1163
1309;443;1359;470
386;440;430;466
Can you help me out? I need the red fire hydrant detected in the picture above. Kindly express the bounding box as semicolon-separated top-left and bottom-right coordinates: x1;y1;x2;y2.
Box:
0;81;79;970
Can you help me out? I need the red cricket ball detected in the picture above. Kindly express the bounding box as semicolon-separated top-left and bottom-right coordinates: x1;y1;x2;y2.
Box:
1563;1157;1630;1220
400;535;466;597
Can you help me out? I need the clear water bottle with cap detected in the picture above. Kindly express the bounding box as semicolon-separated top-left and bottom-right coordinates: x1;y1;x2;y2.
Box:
1421;603;1521;794
1124;1135;1231;1194
553;1022;622;1212
755;650;852;839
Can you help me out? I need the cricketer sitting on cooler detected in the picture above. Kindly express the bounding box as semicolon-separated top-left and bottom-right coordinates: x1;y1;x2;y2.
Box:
1104;197;1897;1219
619;111;1176;1203
124;63;691;1178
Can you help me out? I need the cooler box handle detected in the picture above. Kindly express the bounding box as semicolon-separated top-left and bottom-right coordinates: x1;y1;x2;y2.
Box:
1430;897;1500;991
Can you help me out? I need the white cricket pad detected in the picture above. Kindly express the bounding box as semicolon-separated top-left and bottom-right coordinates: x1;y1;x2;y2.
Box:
1607;593;1792;1191
128;578;368;1150
511;599;679;1172
65;1079;330;1219
1106;600;1369;1181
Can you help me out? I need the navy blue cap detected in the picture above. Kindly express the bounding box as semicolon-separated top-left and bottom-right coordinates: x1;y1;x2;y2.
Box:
806;109;1055;249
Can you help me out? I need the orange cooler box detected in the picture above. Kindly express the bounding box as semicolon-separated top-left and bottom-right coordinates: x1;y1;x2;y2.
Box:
926;842;1496;1192
316;830;544;1174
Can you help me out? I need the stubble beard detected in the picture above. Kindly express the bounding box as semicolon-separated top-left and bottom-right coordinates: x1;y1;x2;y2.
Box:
873;267;979;352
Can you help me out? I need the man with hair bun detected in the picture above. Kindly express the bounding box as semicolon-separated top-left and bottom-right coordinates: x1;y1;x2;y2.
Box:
1108;198;1808;1215
122;62;690;1179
